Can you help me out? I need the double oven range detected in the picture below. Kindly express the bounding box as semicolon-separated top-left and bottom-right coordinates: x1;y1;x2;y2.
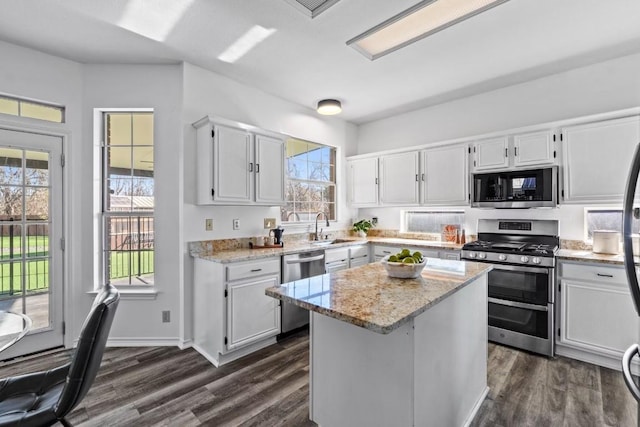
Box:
461;219;559;357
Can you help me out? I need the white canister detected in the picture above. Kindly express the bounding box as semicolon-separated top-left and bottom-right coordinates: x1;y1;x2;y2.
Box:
592;230;621;255
632;234;640;256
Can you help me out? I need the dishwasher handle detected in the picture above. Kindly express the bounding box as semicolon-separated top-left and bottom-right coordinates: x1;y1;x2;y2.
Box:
285;254;325;264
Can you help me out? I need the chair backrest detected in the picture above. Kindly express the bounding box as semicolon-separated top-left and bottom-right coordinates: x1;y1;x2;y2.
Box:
55;284;120;418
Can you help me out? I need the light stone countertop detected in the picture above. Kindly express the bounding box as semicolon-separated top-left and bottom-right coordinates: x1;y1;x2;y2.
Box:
191;237;463;263
265;259;491;334
556;248;640;265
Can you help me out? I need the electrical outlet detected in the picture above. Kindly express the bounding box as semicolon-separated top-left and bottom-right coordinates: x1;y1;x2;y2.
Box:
233;218;240;230
205;218;213;231
264;218;276;229
162;310;170;323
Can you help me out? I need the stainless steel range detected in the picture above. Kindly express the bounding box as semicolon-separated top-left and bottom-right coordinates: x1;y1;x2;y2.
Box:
461;219;559;357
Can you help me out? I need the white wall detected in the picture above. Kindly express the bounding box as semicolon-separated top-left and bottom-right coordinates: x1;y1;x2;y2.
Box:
0;40;85;347
82;64;183;343
181;62;358;342
356;53;640;240
182;62;358;243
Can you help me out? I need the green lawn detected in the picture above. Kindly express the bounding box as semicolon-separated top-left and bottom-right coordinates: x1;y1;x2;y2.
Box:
0;234;154;294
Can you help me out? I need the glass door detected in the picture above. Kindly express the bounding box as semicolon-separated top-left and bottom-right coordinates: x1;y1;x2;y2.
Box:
0;128;63;359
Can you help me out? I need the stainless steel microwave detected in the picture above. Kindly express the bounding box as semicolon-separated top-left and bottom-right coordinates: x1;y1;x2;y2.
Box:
471;166;558;208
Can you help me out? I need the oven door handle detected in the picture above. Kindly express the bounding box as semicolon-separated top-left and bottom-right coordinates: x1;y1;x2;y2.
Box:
490;263;550;274
488;297;549;312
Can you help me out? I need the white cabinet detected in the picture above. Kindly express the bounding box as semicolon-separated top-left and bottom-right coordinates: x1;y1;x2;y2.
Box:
556;261;640;372
379;151;420;206
349;245;370;267
471;136;509;171
372;245;440;262
193;117;285;206
471;132;557;172
193;256;281;366
513;130;556;168
254;133;286;204
325;247;349;273
348;157;379;207
562;115;640;203
420;144;468;206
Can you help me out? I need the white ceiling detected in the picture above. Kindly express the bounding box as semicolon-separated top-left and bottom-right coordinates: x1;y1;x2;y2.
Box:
2;0;640;124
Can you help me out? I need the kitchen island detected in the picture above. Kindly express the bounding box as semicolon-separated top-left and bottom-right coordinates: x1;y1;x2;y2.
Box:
266;259;492;427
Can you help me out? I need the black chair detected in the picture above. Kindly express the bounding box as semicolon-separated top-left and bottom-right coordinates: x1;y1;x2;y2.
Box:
0;284;120;426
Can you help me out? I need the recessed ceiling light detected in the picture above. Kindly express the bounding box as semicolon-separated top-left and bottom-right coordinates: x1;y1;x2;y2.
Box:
218;25;277;63
347;0;510;60
317;99;342;115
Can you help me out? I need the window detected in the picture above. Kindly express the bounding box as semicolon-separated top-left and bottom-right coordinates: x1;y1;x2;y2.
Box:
585;208;640;240
282;138;336;223
404;211;465;234
0;95;64;123
102;112;154;286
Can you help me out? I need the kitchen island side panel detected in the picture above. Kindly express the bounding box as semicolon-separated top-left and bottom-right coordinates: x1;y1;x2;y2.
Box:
310;273;488;427
413;274;488;426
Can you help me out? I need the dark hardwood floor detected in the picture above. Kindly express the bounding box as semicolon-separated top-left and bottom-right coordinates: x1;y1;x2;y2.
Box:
0;332;635;426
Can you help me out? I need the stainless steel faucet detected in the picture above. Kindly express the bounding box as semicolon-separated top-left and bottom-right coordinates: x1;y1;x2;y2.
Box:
314;212;330;240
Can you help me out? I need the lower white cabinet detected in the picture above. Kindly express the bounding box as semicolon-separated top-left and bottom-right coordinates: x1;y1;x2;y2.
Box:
349;245;369;267
325;247;350;273
557;261;640;372
193;256;281;367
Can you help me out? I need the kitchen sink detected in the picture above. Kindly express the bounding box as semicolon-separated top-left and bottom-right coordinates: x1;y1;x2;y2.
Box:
310;238;356;247
310;240;336;247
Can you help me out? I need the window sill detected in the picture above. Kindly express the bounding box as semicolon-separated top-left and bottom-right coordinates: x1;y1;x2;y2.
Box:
87;288;158;300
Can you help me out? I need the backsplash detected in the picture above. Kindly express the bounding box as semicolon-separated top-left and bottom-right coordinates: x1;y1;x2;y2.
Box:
189;228;477;257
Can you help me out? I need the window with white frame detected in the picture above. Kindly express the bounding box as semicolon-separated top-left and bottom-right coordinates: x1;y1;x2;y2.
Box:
404;211;465;234
585;208;640;240
282;138;336;223
0;94;65;123
102;112;154;286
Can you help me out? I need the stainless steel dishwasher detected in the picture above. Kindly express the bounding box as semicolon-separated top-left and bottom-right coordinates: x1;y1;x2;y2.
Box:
281;250;325;334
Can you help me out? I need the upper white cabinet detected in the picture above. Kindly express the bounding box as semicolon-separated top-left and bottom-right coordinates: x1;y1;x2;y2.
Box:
348;157;379;207
420;144;468;205
254;133;285;204
562;115;640;203
379;151;420;206
471;131;556;172
471;136;509;171
513;130;556;168
193;117;285;206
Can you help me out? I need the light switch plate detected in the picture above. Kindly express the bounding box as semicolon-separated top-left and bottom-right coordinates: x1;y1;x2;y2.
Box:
233;219;240;230
205;218;213;231
264;218;276;229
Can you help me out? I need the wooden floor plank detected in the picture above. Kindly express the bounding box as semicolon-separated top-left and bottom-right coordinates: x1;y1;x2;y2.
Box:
0;332;635;427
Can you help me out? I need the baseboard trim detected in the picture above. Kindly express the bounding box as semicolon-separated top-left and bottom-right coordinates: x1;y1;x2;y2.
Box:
464;386;490;427
556;344;640;375
105;337;181;347
178;339;193;350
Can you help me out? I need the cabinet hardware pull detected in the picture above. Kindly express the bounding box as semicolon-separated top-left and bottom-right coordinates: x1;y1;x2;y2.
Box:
255;163;260;173
383;250;391;254
514;147;518;156
421;173;425;181
415;174;419;181
250;268;262;272
249;162;253;172
505;148;508;157
375;178;378;185
596;273;613;278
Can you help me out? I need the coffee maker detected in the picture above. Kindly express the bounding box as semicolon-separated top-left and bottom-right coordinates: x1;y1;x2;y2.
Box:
270;227;285;246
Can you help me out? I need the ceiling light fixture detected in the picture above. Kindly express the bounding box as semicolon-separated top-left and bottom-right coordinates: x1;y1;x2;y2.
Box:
317;99;342;115
347;0;510;60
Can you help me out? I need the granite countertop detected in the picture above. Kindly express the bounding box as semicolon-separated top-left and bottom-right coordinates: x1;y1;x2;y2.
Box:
557;248;640;265
192;237;463;263
265;259;492;334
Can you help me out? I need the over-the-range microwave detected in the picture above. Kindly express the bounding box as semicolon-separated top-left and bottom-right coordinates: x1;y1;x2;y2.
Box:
471;166;559;208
